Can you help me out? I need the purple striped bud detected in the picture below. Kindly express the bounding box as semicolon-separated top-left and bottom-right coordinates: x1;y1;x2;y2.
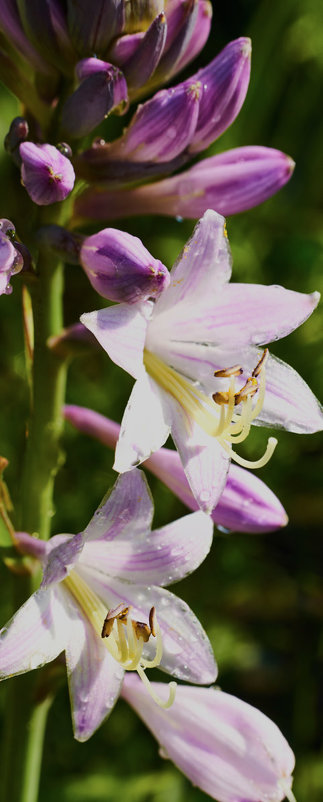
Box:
75;146;294;220
123;12;167;90
112;81;201;162
63;406;288;534
19;142;75;206
67;0;125;56
122;676;295;802
74;147;295;221
80;228;169;303
0;0;51;73
153;0;198;82
0;219;24;296
174;0;212;73
61;63;128;138
188;37;251;153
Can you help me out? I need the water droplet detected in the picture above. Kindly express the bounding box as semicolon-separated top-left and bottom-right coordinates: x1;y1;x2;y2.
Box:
200;490;210;503
175;215;183;222
217;525;232;535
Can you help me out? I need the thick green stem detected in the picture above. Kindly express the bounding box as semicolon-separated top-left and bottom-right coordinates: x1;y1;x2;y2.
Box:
19;250;67;538
1;250;67;802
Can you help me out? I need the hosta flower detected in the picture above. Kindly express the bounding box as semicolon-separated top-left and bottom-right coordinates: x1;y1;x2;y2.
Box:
64;405;289;534
0;471;215;741
122;674;296;802
19;143;75;206
81;210;323;513
0;218;24;295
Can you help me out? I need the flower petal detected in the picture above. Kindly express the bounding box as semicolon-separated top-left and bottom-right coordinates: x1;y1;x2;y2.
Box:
81;510;213;585
256;351;323;434
83;470;154;543
80;302;149;380
64;589;124;742
0;587;70;678
170;398;230;513
122;676;295;802
114;375;172;472
77;566;217;684
42;532;83;586
150;210;231;323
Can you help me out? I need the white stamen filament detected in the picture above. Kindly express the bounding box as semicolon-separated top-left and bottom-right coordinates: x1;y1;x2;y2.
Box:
144;349;276;470
279;778;297;802
63;570;176;708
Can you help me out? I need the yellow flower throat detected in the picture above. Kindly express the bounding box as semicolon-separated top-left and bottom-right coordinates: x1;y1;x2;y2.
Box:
143;348;277;470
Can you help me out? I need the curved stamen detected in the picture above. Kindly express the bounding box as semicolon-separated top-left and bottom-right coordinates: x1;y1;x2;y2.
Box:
137;665;177;709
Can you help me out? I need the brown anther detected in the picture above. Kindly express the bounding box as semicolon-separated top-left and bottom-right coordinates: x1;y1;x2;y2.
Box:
234;378;258;405
149;606;157;637
212;391;230;405
252;348;268;378
132;620;151;643
101;603;131;638
214;365;243;378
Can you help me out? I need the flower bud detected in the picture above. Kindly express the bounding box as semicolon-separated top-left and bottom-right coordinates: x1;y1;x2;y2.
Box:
19;142;75;206
4;116;29;166
67;0;125;56
0;219;24;296
80;228;169;303
113;81;200;162
123;12;167;90
122;675;295;802
74;147;295;220
188;37;251;153
36;224;83;264
63;406;288;534
61;62;128;138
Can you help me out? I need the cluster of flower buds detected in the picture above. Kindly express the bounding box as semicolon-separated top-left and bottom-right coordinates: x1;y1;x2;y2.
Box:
0;218;25;295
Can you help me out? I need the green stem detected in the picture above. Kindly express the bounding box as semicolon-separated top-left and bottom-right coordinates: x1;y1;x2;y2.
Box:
19;250;67;538
1;249;68;802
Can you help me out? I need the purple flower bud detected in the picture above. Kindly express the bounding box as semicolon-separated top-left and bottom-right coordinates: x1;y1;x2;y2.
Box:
61;63;128;138
36;224;83;264
109;31;145;66
63;406;288;534
19;142;75;206
75;146;294;220
122;676;295;802
67;0;125;56
188;37;252;153
4;116;29;166
0;0;51;73
154;0;198;82
80;228;169;303
123;12;167;90
174;0;212;73
0;220;24;296
113;81;201;162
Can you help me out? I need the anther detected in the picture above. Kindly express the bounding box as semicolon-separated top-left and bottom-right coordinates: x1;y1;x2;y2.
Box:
214;365;243;378
252;348;268;377
213;390;230;405
132;620;151;643
149;606;157;637
234;377;258;405
101;603;130;638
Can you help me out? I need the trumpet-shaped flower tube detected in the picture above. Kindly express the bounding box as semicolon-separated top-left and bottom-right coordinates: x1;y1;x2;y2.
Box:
80;228;170;303
64;405;288;534
81;210;322;513
0;471;216;741
122;674;296;802
19;142;75;206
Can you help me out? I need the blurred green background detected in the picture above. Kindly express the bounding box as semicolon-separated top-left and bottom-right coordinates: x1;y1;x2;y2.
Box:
0;0;322;799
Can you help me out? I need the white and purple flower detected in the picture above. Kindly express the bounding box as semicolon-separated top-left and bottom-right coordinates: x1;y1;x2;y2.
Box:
81;209;323;513
0;470;215;741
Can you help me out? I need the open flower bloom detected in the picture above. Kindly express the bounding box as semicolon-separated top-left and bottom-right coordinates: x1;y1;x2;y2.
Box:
0;471;216;741
122;674;296;802
81;210;323;513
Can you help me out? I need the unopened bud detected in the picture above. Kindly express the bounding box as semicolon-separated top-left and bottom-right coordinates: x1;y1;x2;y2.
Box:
4;117;29;166
80;228;169;303
19;142;75;206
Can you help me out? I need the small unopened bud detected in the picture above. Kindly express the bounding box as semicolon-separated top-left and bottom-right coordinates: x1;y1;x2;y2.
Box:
19;142;75;206
4;117;29;166
37;224;83;264
80;228;170;303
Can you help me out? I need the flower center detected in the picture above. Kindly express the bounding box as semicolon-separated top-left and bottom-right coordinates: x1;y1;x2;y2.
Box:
63;570;176;709
143;348;277;470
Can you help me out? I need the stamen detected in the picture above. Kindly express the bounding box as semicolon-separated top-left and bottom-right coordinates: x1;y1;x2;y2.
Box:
279;779;297;802
144;348;276;472
63;571;176;708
